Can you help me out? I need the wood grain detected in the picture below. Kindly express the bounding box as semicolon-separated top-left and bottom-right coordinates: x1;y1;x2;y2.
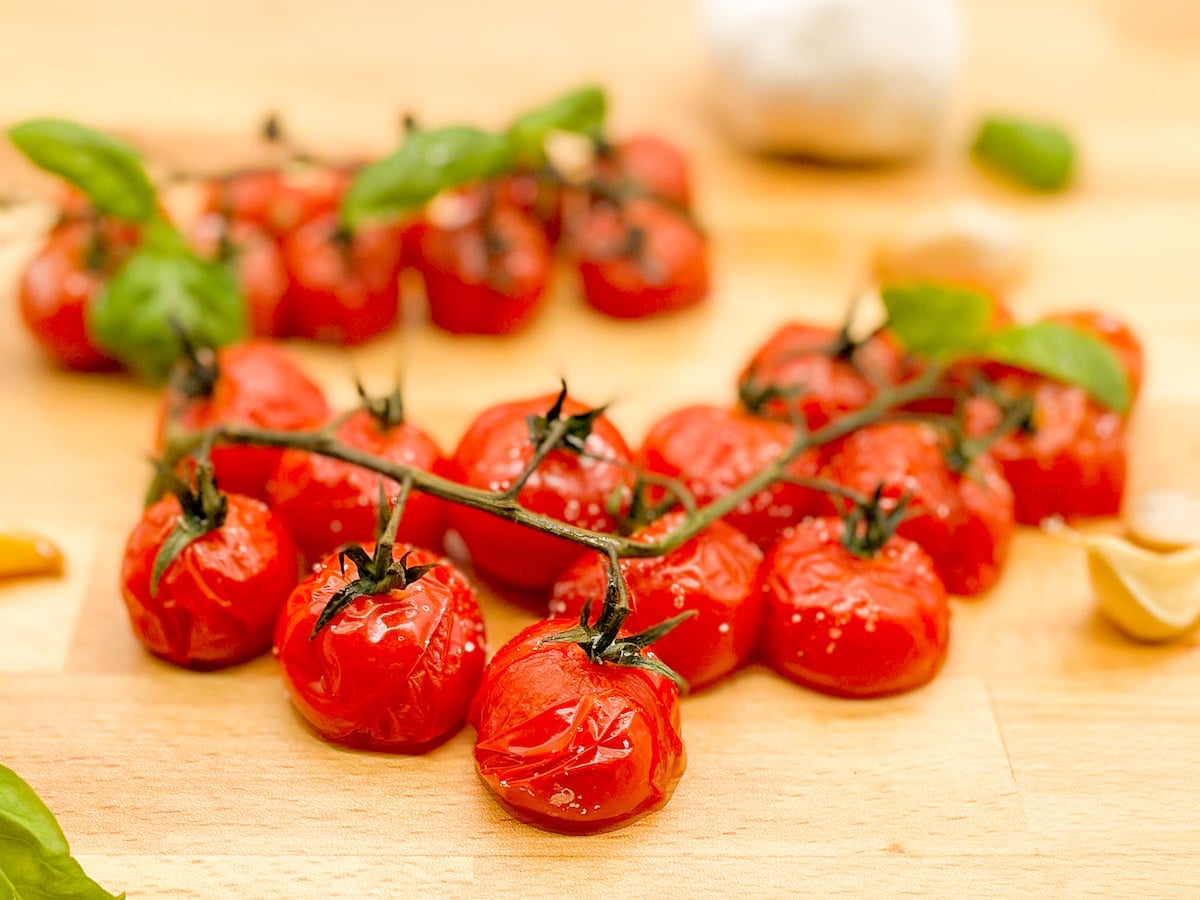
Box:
2;0;1199;896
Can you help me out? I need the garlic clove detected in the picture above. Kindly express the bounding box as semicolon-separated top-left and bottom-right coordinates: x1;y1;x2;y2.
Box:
1080;534;1200;641
1126;489;1200;553
0;529;65;580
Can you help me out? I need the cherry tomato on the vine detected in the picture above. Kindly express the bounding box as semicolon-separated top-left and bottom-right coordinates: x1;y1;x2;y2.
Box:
637;404;823;549
596;134;692;209
550;511;763;692
190;213;290;338
201;165;351;238
274;543;486;753
447;392;635;591
759;516;950;698
469;617;686;833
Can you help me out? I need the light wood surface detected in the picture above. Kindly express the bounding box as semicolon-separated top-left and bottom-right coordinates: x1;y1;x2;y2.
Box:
3;1;1200;897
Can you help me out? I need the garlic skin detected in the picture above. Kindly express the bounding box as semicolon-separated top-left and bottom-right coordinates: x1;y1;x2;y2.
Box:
1083;535;1200;642
699;0;962;163
1127;489;1200;553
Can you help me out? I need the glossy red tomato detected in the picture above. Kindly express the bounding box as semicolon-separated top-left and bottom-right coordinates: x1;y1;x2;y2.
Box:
190;213;289;338
494;172;564;244
120;492;299;669
596;134;692;209
637;404;823;549
759;516;950;698
201;165;351;237
158;342;330;502
412;202;552;335
267;409;448;566
966;378;1126;523
447;392;634;591
281;213;405;344
274;543;486;753
17;217;138;371
572;198;708;319
820;421;1014;596
469;617;686;833
738;323;909;429
549;511;763;691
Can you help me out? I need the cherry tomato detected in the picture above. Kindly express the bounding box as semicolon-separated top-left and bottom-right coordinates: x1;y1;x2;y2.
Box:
596;134;692;209
820;421;1014;596
966;378;1126;523
412;202;552;335
274;543;486;753
201;165;350;237
281;213;404;344
469;617;686;833
738;323;909;428
550;511;763;691
637;404;823;549
120;492;299;669
494;172;564;244
572;198;708;319
267;409;448;566
190;213;289;338
17;217;138;371
158;342;330;502
447;392;634;591
759;516;950;698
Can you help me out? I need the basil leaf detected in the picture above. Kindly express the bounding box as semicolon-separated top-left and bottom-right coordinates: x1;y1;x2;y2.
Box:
0;764;124;899
507;85;607;167
341;126;514;229
881;282;995;359
8;119;158;222
972;116;1075;192
89;235;246;383
983;321;1131;413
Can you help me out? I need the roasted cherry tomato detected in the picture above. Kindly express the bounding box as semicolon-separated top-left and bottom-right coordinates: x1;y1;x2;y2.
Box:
412;202;552;335
120;486;299;669
738;323;909;429
190;213;289;338
469;617;686;833
274;543;486;753
494;171;565;244
572;197;708;319
966;378;1126;523
267;408;448;566
281;213;405;344
550;511;763;691
17;217;138;371
201;165;351;238
637;404;823;549
759;516;950;698
820;421;1014;596
447;392;634;591
596;134;692;209
158;342;330;502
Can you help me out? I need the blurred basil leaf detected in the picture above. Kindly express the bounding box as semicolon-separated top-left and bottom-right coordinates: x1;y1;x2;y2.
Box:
507;85;607;167
972;116;1075;192
881;282;995;359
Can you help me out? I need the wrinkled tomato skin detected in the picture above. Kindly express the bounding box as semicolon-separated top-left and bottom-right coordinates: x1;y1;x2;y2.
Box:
469;618;686;834
158;342;330;502
598;134;692;209
267;410;448;566
550;512;764;691
274;544;486;753
17;219;137;371
413;204;552;335
190;213;290;338
820;422;1014;596
637;404;823;550
282;213;404;344
201;166;351;237
738;323;909;429
759;517;950;698
573;198;708;319
966;380;1126;523
447;393;634;591
120;493;300;669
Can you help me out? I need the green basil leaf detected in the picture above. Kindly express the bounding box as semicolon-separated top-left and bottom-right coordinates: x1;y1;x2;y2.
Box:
341;126;514;229
881;282;995;359
507;85;607;167
971;116;1075;192
983;321;1131;413
89;235;246;383
0;764;124;899
7;119;158;222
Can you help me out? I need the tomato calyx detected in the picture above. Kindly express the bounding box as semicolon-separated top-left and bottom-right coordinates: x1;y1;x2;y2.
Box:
525;381;609;457
838;484;912;559
942;388;1035;474
149;458;229;596
168;335;221;402
737;322;872;418
355;381;406;431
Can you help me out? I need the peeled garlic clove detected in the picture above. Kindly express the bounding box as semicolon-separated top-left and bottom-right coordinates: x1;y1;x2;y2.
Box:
0;529;65;580
1080;534;1200;642
1127;489;1200;553
875;201;1028;298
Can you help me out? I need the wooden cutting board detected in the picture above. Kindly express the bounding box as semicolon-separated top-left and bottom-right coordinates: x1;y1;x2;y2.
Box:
2;0;1199;896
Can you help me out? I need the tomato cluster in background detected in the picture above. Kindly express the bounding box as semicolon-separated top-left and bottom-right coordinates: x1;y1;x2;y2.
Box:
115;293;1140;832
